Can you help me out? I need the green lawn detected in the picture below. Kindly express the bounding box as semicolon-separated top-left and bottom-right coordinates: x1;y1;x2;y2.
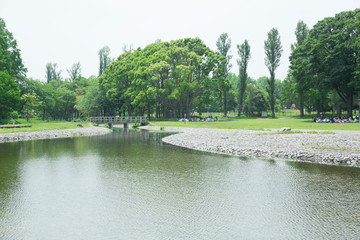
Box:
0;119;89;134
149;118;360;131
2;117;359;134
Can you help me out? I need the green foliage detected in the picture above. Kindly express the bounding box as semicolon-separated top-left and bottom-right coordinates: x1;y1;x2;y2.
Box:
0;71;20;119
76;77;108;117
20;91;38;116
216;33;232;115
15;74;95;121
0;18;26;76
290;9;360;117
0;18;25;120
67;62;81;81
243;83;269;117
237;40;251;116
280;73;297;107
289;20;309;117
98;46;112;76
9;110;20;120
99;38;223;119
264;28;282;118
45;62;61;83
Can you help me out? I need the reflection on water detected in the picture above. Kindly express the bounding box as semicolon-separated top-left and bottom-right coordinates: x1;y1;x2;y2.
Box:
0;129;360;239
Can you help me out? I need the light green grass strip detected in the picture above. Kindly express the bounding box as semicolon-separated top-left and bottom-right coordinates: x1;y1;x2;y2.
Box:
150;118;360;131
0;119;89;133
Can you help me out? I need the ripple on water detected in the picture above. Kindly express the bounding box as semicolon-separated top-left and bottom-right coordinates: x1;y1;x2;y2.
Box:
0;130;360;239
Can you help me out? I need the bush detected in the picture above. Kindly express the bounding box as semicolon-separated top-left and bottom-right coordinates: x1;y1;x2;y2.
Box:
9;111;20;120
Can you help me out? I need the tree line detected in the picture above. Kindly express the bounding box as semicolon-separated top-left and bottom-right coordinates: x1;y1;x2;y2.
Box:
288;9;360;117
1;8;359;122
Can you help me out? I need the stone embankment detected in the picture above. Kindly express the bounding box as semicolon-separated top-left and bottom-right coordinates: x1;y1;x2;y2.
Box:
0;127;111;144
141;126;360;167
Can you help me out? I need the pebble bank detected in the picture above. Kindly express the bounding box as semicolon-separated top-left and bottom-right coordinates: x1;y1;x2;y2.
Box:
141;126;360;167
0;127;111;144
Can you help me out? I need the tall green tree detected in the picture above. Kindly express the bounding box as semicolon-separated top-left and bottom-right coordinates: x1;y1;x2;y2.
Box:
290;9;360;117
290;20;309;117
306;9;360;116
98;46;112;76
264;28;282;118
45;62;61;83
76;77;105;117
243;83;268;117
67;62;81;81
236;40;251;116
0;18;26;77
0;71;20;119
216;33;232;115
280;73;297;108
99;38;220;119
0;17;25;119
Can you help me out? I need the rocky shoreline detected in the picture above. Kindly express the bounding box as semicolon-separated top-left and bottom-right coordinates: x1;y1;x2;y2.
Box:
140;126;360;167
0;126;111;144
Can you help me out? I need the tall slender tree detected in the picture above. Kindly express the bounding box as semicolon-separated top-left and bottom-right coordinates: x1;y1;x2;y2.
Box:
216;33;232;115
67;62;81;81
45;62;61;83
264;28;282;118
290;20;309;117
236;40;251;116
98;46;112;76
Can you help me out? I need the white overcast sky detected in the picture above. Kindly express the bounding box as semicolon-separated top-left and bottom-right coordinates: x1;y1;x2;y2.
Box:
1;0;359;81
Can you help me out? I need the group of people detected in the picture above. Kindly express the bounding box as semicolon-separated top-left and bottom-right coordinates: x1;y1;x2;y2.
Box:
312;115;360;123
178;115;219;122
219;113;231;118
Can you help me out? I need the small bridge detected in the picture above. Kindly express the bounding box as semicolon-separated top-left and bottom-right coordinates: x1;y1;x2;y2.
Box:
89;116;148;128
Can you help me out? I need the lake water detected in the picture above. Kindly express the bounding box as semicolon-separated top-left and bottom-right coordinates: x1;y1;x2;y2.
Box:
0;129;359;239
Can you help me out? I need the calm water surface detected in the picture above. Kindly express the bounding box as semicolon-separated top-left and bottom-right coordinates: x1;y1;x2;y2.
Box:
0;129;359;239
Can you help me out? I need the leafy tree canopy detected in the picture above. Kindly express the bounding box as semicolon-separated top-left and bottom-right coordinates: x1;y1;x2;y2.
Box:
0;18;26;77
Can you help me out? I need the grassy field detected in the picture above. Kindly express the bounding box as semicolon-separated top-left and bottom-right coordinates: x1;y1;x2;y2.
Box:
189;109;359;120
149;118;360;131
0;119;89;134
1;115;359;134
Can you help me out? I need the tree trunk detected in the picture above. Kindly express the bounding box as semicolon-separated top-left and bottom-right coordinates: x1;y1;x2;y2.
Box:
147;104;151;120
238;76;246;117
223;90;227;116
238;94;243;117
346;101;353;117
186;93;190;119
346;93;353;117
162;100;167;118
299;92;304;118
127;106;132;117
269;72;275;118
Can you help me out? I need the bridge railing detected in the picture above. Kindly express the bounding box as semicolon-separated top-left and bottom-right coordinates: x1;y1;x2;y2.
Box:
89;116;148;124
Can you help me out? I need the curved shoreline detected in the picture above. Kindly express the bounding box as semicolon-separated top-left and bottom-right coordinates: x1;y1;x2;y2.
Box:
140;126;360;167
0;126;111;144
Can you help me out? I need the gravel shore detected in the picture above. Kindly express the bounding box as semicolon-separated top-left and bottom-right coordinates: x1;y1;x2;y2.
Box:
140;126;360;167
0;126;111;143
